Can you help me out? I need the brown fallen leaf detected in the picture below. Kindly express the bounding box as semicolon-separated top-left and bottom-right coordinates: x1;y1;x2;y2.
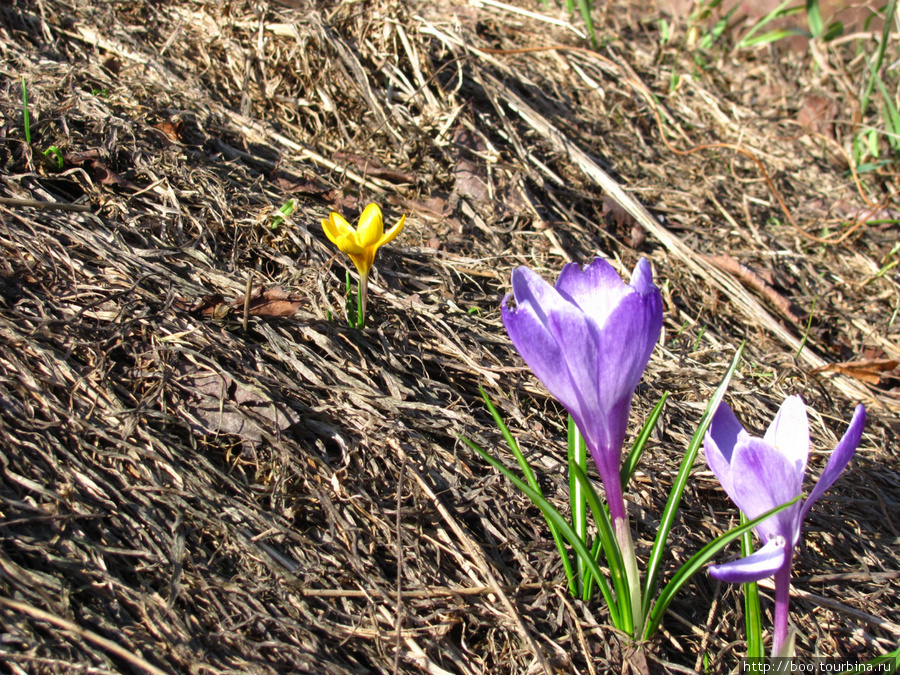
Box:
797;93;839;140
175;363;300;445
811;359;899;385
64;150;140;190
176;287;302;318
333;151;416;184
241;286;304;317
153;119;184;144
601;195;646;248
708;254;803;323
452;127;490;206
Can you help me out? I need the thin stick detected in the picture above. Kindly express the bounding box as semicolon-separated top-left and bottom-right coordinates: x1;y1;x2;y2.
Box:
0;595;170;675
243;271;253;331
393;458;405;675
0;197;91;212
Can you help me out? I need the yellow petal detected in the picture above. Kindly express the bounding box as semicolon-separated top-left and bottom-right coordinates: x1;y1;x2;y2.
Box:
377;213;406;247
336;233;366;255
322;212;355;245
356;203;384;248
348;251;374;277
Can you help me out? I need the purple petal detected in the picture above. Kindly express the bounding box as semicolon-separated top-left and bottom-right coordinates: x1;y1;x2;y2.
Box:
629;257;655;294
763;395;809;476
591;290;662;450
554;258;632;323
510;266;568;324
708;537;789;584
800;404;865;524
731;438;804;544
502;293;585;424
704;403;747;499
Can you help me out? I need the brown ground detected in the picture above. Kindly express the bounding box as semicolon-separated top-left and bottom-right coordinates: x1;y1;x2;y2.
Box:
0;0;898;673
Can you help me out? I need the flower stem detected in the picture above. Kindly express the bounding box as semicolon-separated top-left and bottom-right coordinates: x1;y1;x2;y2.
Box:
358;271;368;329
614;514;643;635
603;468;643;633
772;559;793;656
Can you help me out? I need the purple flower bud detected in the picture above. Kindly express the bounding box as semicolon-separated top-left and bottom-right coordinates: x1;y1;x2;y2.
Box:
502;257;663;525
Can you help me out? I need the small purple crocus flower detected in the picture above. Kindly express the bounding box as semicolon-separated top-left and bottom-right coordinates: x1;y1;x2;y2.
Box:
705;396;866;655
501;257;663;532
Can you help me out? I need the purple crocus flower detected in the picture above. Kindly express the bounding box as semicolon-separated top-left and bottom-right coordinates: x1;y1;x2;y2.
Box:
705;396;866;655
501;257;663;531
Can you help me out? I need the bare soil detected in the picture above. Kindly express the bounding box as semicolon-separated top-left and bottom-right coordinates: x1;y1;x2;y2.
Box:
0;0;898;673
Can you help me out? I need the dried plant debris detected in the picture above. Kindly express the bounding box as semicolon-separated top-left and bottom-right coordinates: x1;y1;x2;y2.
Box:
0;0;898;673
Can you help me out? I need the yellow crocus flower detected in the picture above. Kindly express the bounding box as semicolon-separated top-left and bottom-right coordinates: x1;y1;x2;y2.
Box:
322;203;405;327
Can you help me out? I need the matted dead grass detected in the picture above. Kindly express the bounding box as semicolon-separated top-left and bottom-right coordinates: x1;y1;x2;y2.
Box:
0;0;897;672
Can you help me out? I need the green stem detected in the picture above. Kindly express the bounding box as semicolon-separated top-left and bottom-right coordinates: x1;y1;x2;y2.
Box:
358;271;368;329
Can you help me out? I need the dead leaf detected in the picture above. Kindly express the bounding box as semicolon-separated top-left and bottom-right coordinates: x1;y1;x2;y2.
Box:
240;286;303;317
175;364;300;444
601;196;646;248
333;151;415;184
153;119;184;144
452;127;490;205
64;150;140;190
708;254;802;323
797;94;838;140
811;359;899;385
270;171;330;195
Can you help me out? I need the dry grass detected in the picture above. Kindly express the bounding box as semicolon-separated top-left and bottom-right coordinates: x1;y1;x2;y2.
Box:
0;0;898;672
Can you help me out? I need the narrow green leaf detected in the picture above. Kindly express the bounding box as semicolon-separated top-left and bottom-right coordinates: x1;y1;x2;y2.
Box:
806;0;823;37
738;27;811;48
641;343;745;624
479;388;577;594
848;647;899;674
21;77;31;145
569;416;589;594
43;145;64;170
570;462;631;633
735;0;805;49
463;436;623;628
876;76;900;152
644;494;801;639
859;0;897;116
741;513;763;658
574;0;597;49
621;392;668;489
269;199;296;229
822;20;843;42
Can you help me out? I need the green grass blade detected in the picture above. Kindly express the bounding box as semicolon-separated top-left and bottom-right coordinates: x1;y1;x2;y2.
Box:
876;76;900;153
859;0;897;117
736;0;805;49
582;536;603;602
345;271;358;329
849;647;899;674
21;77;31;145
480;386;541;492
738;26;811;48
574;0;597;49
741;513;763;658
463;436;622;628
620;392;668;490
644;494;801;640
641;343;745;623
43;145;64;171
805;0;823;37
478;388;577;594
